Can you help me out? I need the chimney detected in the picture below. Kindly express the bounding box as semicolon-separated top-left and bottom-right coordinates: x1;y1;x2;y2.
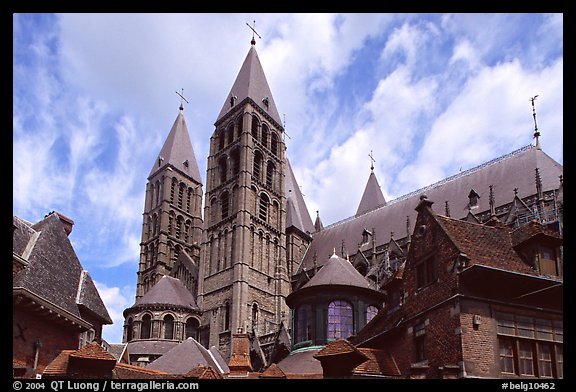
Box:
48;211;75;236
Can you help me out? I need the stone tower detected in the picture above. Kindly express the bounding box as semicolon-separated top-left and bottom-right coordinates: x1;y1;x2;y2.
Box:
136;106;204;300
197;41;291;356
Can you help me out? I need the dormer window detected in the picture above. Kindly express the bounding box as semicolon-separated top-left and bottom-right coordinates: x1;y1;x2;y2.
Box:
468;189;480;209
540;246;560;277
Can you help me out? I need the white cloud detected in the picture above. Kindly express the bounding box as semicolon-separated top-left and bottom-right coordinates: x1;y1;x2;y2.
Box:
95;281;134;343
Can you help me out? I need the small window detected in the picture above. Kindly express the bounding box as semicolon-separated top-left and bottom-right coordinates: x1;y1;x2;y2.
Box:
416;255;436;288
271;132;279;156
261;124;269;148
186;318;199;340
164;315;174;339
266;161;275;188
296;304;313;343
414;321;426;362
253;151;262;181
499;338;516;374
223;302;231;331
251;115;259;139
259;194;269;221
141;314;152;339
366;305;379;324
221;192;230;219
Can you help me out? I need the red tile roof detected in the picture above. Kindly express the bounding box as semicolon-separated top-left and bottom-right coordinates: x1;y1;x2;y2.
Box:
314;339;363;358
259;363;286;378
41;350;75;376
355;348;401;377
70;342;117;362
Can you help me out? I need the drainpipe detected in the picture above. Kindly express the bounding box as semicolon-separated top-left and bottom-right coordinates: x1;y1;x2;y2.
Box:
33;339;42;370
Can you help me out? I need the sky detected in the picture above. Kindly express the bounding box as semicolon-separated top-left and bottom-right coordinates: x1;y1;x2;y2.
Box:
13;13;563;344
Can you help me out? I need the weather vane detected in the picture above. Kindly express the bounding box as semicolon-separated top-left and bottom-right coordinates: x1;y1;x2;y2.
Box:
176;88;189;111
246;20;262;45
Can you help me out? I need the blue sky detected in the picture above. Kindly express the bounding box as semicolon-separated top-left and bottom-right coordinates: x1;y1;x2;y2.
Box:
13;13;563;343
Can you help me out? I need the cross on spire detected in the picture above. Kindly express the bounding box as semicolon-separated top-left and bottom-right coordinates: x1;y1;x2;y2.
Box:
246;20;262;45
368;150;376;172
175;88;189;111
529;95;540;149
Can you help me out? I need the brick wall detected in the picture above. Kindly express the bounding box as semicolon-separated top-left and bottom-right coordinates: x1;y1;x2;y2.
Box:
13;307;80;375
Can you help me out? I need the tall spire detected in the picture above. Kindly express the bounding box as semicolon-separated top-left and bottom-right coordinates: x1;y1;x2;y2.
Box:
149;109;202;184
216;43;282;126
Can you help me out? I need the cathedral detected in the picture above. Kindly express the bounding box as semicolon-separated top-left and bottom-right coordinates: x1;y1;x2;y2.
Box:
120;38;563;378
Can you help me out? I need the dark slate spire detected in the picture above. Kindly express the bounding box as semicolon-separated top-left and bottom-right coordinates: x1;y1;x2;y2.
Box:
149;109;202;184
356;171;387;216
217;45;282;126
285;158;314;235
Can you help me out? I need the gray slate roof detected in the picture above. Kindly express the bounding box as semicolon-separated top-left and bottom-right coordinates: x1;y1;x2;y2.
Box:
217;45;282;126
146;338;229;375
300;145;563;274
301;253;373;290
285;158;315;235
276;348;323;375
149;109;202;184
13;212;112;324
134;275;198;310
356;171;387;216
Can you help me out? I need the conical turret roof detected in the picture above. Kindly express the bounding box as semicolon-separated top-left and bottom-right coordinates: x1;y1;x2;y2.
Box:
217;45;282;127
356;171;386;216
149;109;202;184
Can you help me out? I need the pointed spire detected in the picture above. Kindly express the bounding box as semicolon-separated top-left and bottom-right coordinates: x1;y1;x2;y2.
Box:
489;184;496;217
285;159;314;234
217;44;282;127
314;211;324;232
356;169;387;216
149;110;202;184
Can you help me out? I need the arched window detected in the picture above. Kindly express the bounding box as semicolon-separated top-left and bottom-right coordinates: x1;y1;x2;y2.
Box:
221;191;230;219
296;304;313;343
366;305;379;324
261;124;269;148
126;317;134;342
266;161;275;188
227;122;234;145
251;303;259;332
186;188;192;213
231;148;240;176
236;115;243;138
141;314;152;339
155;180;161;206
170;178;177;204
152;214;158;236
178;183;185;209
253;151;262;182
218;128;225;150
271;132;279;156
176;216;183;239
223;301;231;331
259;193;269;221
163;314;174;339
251;115;259;140
185;318;200;340
328;300;353;339
219;157;228;184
